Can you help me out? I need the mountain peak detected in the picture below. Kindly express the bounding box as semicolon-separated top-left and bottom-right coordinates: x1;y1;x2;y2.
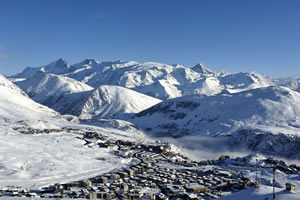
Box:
47;58;69;68
39;58;70;74
192;63;214;75
81;59;99;65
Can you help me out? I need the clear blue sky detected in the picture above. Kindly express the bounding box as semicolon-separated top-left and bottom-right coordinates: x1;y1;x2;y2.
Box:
0;0;299;77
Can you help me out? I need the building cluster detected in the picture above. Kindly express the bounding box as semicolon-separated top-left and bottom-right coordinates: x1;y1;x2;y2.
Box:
0;129;258;199
229;156;300;175
6;130;299;199
264;158;300;174
12;126;76;134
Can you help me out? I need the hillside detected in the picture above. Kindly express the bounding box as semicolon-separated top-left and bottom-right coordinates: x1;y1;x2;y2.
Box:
14;73;94;104
0;74;58;122
132;86;300;158
0;74;145;189
62;85;162;119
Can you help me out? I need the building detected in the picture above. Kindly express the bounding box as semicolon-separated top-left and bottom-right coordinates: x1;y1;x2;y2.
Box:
166;185;185;195
90;192;112;199
219;155;230;161
122;183;128;192
285;183;295;191
128;193;141;200
185;183;208;193
100;176;108;184
126;169;135;177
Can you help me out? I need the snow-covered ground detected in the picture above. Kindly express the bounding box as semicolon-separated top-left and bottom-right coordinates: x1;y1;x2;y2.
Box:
0;75;145;189
0;198;85;200
219;155;300;200
220;185;299;200
0;118;142;190
0;128;131;189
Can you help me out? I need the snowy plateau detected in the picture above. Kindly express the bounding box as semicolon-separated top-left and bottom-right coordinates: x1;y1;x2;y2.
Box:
0;58;299;199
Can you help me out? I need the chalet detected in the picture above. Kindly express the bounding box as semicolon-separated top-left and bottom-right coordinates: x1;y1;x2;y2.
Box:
84;132;98;139
219;155;230;161
128;193;141;200
122;183;128;192
55;188;64;195
213;182;229;190
185;183;208;193
277;164;295;173
285;183;295;191
206;192;219;199
69;186;79;191
119;172;128;178
80;180;92;188
218;170;232;177
166;185;185;195
82;189;89;197
143;193;156;200
90;192;112;199
100;176;108;184
91;186;98;192
110;174;120;181
104;141;113;148
157;193;168;200
183;193;200;200
289;164;300;172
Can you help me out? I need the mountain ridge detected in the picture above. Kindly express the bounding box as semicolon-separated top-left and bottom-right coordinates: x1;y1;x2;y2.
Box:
11;58;276;100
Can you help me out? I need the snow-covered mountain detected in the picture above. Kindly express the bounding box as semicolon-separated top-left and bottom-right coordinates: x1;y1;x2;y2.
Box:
59;85;161;119
12;59;273;100
12;58;300;159
0;74;58;121
218;72;271;93
12;72;161;119
66;61;272;99
12;58;71;79
132;86;300;158
272;75;300;93
133;86;300;137
14;72;94;104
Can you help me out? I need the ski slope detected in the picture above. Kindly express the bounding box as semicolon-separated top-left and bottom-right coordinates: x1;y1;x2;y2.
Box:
0;74;144;189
